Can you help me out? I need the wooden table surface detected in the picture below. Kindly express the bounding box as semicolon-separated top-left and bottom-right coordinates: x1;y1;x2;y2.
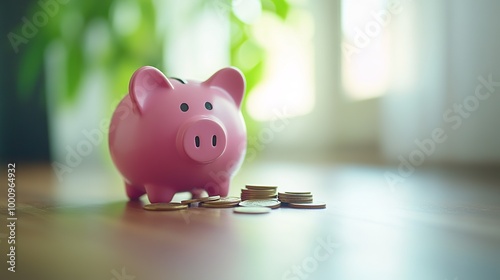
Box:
1;160;500;280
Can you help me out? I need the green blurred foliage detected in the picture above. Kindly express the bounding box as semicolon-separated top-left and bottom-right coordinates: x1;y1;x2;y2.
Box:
229;0;291;137
15;0;292;156
17;0;163;106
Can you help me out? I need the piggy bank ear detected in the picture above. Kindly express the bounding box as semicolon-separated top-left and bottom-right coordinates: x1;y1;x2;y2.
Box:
129;66;174;114
205;67;245;108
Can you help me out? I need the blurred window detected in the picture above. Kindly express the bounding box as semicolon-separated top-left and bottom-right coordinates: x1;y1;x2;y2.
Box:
341;0;391;100
245;2;315;121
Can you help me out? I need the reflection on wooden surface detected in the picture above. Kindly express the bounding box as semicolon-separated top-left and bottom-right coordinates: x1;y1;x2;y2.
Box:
1;161;500;280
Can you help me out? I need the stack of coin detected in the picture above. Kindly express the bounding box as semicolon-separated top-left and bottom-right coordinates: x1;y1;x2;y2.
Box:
278;191;326;209
278;192;313;204
240;185;277;201
200;196;241;208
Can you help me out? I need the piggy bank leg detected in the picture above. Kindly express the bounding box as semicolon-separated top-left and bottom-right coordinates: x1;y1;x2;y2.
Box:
218;183;229;197
145;185;175;203
206;182;229;197
190;189;206;199
125;183;146;200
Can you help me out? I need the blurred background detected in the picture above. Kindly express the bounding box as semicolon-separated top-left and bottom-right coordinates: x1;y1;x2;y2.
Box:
2;0;500;170
2;2;500;279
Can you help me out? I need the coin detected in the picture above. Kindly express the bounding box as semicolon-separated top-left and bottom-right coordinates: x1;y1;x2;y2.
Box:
239;199;281;209
279;198;313;202
285;191;311;195
245;185;278;192
234;207;271;214
280;199;313;204
278;192;313;198
241;196;278;201
241;197;277;202
288;202;326;209
201;202;240;208
245;184;278;190
241;188;276;194
181;195;221;205
280;200;313;204
278;196;313;200
241;192;276;198
241;193;277;198
278;193;313;201
278;193;312;198
278;191;315;204
200;196;241;208
202;196;241;205
241;194;277;199
241;186;278;202
143;203;188;211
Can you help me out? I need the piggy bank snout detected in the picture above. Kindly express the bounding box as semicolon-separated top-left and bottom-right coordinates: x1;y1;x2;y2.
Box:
179;118;227;163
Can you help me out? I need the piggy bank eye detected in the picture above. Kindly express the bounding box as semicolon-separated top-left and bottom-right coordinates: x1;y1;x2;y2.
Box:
205;102;213;110
180;103;189;112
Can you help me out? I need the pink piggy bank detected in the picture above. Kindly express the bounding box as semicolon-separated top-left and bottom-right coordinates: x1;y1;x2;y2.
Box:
109;66;247;203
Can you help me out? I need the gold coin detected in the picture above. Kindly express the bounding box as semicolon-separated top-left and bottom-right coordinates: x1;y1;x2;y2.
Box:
241;189;276;195
200;201;240;208
245;185;278;190
278;196;313;203
242;197;278;201
278;194;313;198
278;196;313;200
279;197;313;201
181;195;221;205
203;196;240;204
241;193;277;198
278;194;313;200
143;203;188;211
234;207;271;214
280;200;313;204
279;199;313;203
241;196;277;201
201;196;241;208
239;199;281;209
288;202;326;209
285;191;311;195
278;197;313;201
278;192;313;198
242;186;276;191
241;195;276;199
241;193;276;197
